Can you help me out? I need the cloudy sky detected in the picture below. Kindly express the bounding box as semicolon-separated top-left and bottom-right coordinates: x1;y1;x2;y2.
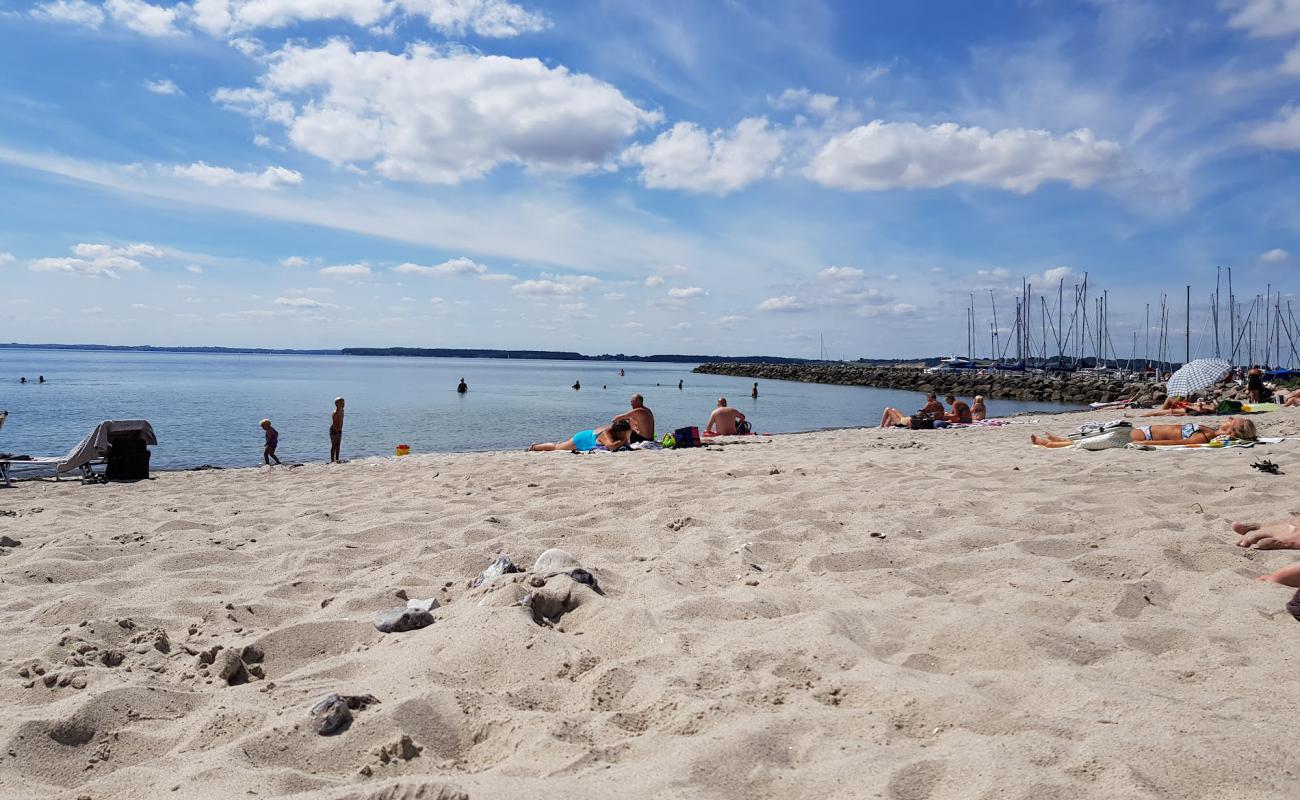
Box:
1;0;1298;358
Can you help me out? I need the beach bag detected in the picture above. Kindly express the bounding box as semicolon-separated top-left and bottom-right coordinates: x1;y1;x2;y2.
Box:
1216;400;1244;414
1069;420;1130;440
1068;420;1132;450
659;433;676;449
736;420;752;435
673;426;701;448
909;411;935;430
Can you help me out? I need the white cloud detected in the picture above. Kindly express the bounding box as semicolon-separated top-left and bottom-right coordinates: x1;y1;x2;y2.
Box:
73;242;161;258
1034;266;1074;285
667;286;707;299
143;78;182;96
644;275;666;287
602;291;626;300
393;0;547;37
172;161;303;189
319;263;371;276
392;257;488;276
105;0;182;36
216;41;658;185
818;266;864;280
857;63;892;84
756;295;806;312
1284;43;1300;74
809;121;1123;193
0;252;16;265
280;256;309;268
1261;248;1290;262
31;0;104;27
480;272;516;282
274;296;335;308
429;296;444;304
511;274;600;295
190;0;546;37
1249;106;1300;149
1226;0;1300;37
717;314;744;325
623;117;784;195
30;242;160;278
867;303;917;317
185;264;203;274
767;87;839;116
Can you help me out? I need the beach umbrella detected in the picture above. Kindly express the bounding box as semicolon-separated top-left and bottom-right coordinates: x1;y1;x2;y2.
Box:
1166;358;1231;397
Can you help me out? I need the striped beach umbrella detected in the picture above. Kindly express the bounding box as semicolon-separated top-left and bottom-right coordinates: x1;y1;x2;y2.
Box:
1166;358;1231;398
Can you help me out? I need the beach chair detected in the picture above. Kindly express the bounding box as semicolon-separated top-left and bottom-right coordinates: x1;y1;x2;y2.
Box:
0;419;156;488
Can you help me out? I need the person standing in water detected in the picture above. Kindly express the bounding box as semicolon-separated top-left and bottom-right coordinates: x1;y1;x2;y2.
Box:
457;377;468;394
751;382;759;399
573;380;581;390
678;379;683;390
329;397;345;463
261;419;282;466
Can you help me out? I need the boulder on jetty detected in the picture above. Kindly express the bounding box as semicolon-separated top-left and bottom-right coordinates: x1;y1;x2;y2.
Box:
693;363;1165;405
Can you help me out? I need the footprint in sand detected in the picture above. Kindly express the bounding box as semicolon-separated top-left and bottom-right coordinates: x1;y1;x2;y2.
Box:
590;667;636;711
888;759;946;800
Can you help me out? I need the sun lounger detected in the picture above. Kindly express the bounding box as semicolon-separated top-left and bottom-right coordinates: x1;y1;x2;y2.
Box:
0;419;156;487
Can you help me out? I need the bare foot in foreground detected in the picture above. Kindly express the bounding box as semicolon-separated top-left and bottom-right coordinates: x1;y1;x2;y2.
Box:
1232;517;1300;549
1258;562;1300;588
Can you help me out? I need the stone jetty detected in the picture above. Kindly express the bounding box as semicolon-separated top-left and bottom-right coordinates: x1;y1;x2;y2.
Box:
693;363;1165;405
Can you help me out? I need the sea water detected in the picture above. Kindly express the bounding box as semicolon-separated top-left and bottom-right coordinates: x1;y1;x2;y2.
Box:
0;349;1081;469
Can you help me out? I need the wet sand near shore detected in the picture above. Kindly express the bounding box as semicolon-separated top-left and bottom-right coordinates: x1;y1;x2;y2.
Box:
2;409;1299;799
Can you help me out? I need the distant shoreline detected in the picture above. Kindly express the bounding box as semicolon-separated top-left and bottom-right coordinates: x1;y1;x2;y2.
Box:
0;342;872;365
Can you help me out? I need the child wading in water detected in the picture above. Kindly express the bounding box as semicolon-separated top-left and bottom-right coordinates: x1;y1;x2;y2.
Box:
261;419;282;465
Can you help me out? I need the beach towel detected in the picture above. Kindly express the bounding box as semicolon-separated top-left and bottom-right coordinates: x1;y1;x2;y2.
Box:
947;418;1012;428
1126;436;1290;451
1242;403;1281;413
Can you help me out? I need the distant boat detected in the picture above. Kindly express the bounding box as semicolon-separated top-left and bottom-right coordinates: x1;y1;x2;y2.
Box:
925;357;976;373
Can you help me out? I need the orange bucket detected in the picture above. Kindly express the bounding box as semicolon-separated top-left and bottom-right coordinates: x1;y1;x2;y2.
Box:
394;444;410;456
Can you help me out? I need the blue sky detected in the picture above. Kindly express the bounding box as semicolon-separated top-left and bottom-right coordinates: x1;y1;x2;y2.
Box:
1;0;1299;358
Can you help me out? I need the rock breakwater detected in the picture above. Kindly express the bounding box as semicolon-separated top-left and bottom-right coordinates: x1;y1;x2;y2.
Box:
694;363;1162;405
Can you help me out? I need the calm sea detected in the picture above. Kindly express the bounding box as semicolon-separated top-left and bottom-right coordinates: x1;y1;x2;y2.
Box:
0;349;1080;470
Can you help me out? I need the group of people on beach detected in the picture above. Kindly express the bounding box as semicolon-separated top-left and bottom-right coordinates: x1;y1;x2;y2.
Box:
259;397;345;466
877;393;987;429
526;394;751;452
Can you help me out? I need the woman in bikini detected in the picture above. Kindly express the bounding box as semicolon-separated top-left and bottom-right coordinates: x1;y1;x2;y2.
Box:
528;419;633;452
1030;416;1257;448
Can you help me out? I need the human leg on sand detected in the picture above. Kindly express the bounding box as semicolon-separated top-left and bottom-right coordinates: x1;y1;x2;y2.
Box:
1030;433;1073;448
528;438;578;452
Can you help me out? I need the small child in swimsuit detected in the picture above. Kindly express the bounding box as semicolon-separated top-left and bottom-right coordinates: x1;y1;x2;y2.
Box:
261;419;282;465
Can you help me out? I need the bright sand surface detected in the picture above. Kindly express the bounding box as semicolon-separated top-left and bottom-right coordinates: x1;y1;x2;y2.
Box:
2;409;1300;800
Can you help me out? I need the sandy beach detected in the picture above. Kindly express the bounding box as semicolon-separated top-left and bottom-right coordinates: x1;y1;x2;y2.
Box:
2;408;1299;800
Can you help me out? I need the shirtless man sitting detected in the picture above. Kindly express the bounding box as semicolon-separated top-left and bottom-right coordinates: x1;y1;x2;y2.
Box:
611;394;655;443
705;397;746;435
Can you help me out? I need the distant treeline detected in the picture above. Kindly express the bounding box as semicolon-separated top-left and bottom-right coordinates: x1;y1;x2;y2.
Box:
1;343;338;355
340;347;816;364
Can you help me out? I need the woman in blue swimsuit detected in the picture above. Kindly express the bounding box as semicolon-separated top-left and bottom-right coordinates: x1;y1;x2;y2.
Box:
528;419;633;452
1032;416;1257;448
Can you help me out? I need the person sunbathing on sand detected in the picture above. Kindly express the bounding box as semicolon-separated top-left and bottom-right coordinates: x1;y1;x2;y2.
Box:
972;396;987;421
879;394;945;428
1131;398;1216;417
1030;417;1257;447
1231;517;1300;586
528;419;633;452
